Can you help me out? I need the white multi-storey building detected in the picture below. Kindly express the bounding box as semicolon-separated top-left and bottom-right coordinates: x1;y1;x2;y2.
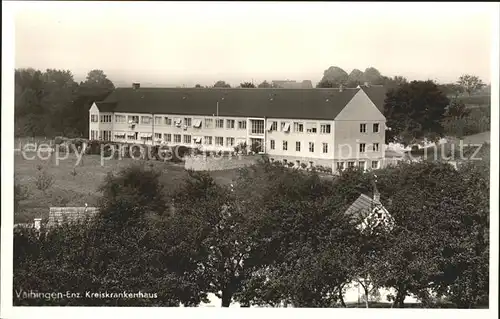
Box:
89;83;392;171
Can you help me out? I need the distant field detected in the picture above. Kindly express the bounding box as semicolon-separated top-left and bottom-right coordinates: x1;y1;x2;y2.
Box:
14;153;240;223
456;95;491;107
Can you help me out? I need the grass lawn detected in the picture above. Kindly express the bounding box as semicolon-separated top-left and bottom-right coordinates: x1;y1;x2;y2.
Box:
14;152;240;223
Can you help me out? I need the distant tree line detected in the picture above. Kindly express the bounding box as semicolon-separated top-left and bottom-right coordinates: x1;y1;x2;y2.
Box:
14;157;489;308
15;68;115;138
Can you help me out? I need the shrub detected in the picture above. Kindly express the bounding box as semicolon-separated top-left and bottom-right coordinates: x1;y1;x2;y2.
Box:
54;136;66;145
35;170;54;192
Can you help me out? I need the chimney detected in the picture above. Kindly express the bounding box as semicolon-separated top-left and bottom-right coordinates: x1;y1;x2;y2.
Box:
34;218;42;231
132;82;140;90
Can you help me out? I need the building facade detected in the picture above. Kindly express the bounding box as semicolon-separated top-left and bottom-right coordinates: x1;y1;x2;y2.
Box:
89;85;391;172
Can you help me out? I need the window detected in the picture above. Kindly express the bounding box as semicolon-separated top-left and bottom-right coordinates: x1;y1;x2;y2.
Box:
226;119;235;129
216;119;224;128
215;136;224;146
270;140;275;150
306;122;317;133
283;141;288;151
194;137;203;144
359;143;366;153
320;124;331;134
348;161;355;168
336;162;344;170
238;120;247;129
154;116;162;125
360;123;367;133
226;137;235;146
165;117;172;125
293;122;304;133
91;115;98;123
115;133;126;140
204;136;213;145
128;132;138;140
193;119;202;128
141;116;152;124
102;130;112;141
90;130;99;140
174;118;182;127
371;161;379;169
184;118;192;127
322;143;328;153
267;121;278;131
128;115;139;124
154;133;162;139
358;161;365;170
281;122;291;132
373;123;379;133
164;133;171;142
115;115;126;123
373;143;380;152
296;141;301;152
100;115;112;123
174;134;182;143
184;135;191;144
250;120;264;134
309;142;314;153
140;133;152;141
205;118;214;129
127;132;139;140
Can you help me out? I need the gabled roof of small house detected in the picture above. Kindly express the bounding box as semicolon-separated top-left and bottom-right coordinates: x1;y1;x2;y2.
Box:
94;86;387;120
344;192;395;230
344;193;377;221
47;207;100;227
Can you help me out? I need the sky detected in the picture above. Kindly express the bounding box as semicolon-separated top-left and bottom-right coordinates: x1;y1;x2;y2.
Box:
11;1;497;87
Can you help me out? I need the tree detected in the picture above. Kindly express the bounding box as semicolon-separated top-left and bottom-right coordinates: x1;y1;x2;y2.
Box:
445;98;470;120
257;80;272;88
195;84;202;88
240;82;256;88
233;163;369;307
213;80;231;88
14;164;208;306
368;161;489;308
81;69;115;91
363;67;382;85
318;66;349;88
384;80;450;146
14;68;115;138
457;74;485;96
345;69;364;88
438;83;463;98
316;80;336;88
169;168;279;307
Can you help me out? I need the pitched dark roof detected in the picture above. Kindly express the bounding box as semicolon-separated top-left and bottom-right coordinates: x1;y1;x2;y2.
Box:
95;101;117;112
359;85;388;112
95;87;387;120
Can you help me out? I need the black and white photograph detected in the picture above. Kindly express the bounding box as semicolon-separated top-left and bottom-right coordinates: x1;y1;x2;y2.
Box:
1;1;499;318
